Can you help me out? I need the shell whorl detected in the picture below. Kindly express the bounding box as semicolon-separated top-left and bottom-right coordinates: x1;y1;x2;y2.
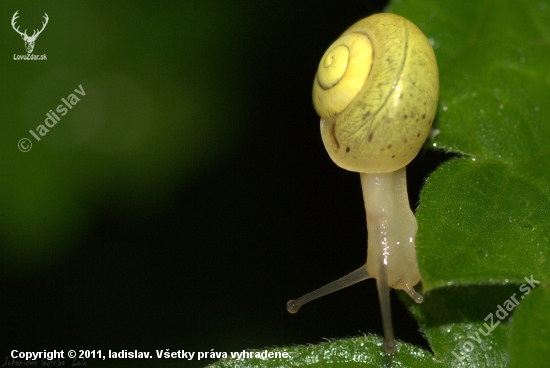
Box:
313;13;439;174
313;33;373;118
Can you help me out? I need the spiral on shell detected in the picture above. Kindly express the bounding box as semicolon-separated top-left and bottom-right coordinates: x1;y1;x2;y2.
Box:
313;13;439;173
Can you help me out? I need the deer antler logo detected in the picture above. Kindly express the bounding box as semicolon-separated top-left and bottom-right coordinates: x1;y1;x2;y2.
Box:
11;10;49;54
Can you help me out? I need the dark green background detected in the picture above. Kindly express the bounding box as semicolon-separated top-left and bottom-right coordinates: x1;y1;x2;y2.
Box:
0;1;451;367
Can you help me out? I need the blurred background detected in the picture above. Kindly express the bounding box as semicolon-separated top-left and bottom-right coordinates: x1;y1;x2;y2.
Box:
1;1;450;366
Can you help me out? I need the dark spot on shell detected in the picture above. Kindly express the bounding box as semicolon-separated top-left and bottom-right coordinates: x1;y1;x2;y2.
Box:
392;155;395;158
363;111;371;118
368;132;373;142
404;138;408;143
422;114;426;119
403;114;408;119
416;118;419;122
346;147;350;152
330;123;340;150
399;94;403;99
387;144;392;149
417;133;421;137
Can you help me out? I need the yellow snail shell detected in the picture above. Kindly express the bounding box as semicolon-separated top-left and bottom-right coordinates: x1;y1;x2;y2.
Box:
313;13;439;173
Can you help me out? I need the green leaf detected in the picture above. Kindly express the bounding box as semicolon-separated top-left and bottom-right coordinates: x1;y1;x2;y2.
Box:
402;0;550;288
508;285;550;367
416;158;550;290
208;335;441;368
215;0;550;366
401;286;512;366
395;0;550;364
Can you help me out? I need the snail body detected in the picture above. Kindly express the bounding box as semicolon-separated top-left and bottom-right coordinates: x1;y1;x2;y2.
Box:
287;13;439;354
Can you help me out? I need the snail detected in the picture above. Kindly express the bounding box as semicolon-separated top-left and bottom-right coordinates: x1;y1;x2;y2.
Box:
286;13;439;354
